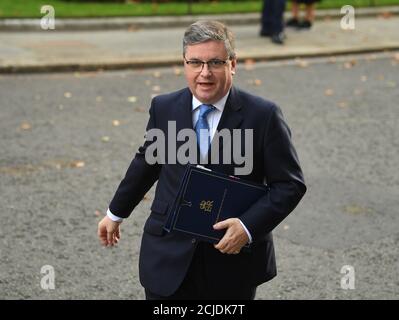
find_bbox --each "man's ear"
[231,58,237,75]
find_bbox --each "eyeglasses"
[184,58,229,72]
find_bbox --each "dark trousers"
[261,0,286,35]
[145,242,256,300]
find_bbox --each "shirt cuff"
[238,219,253,244]
[107,208,124,222]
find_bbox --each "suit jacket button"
[191,238,196,244]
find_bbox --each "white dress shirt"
[107,90,253,243]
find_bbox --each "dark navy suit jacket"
[109,86,306,296]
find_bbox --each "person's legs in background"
[260,0,273,37]
[287,0,318,29]
[260,0,287,45]
[286,0,300,27]
[297,3,315,28]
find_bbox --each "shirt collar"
[192,90,230,113]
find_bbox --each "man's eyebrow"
[186,57,224,61]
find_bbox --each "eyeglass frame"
[183,56,232,72]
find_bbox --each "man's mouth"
[198,82,214,88]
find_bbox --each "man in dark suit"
[98,20,306,300]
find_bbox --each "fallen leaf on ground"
[72,161,85,168]
[344,205,372,215]
[378,11,392,19]
[102,136,110,142]
[299,60,309,68]
[128,25,140,32]
[127,96,137,103]
[344,60,356,69]
[244,59,255,70]
[64,92,72,98]
[134,106,146,113]
[295,58,309,68]
[20,122,31,130]
[112,120,120,126]
[328,56,337,63]
[325,89,334,96]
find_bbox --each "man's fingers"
[107,231,114,246]
[214,240,225,251]
[114,232,120,244]
[97,216,122,247]
[214,228,242,254]
[99,233,108,246]
[214,233,228,249]
[99,237,108,246]
[214,218,249,254]
[98,223,108,246]
[215,236,231,253]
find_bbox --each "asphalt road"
[0,52,398,299]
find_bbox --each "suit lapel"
[175,88,194,132]
[213,86,244,152]
[173,88,200,163]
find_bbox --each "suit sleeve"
[108,100,162,218]
[240,104,307,241]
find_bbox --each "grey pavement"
[1,53,398,299]
[0,7,399,73]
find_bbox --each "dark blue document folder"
[164,165,269,244]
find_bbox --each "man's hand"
[213,218,249,254]
[98,216,122,247]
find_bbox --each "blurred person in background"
[260,0,287,44]
[286,0,321,29]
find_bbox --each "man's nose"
[200,63,212,76]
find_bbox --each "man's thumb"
[213,220,229,230]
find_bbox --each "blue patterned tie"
[195,104,215,158]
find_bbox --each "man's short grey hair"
[183,20,236,60]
